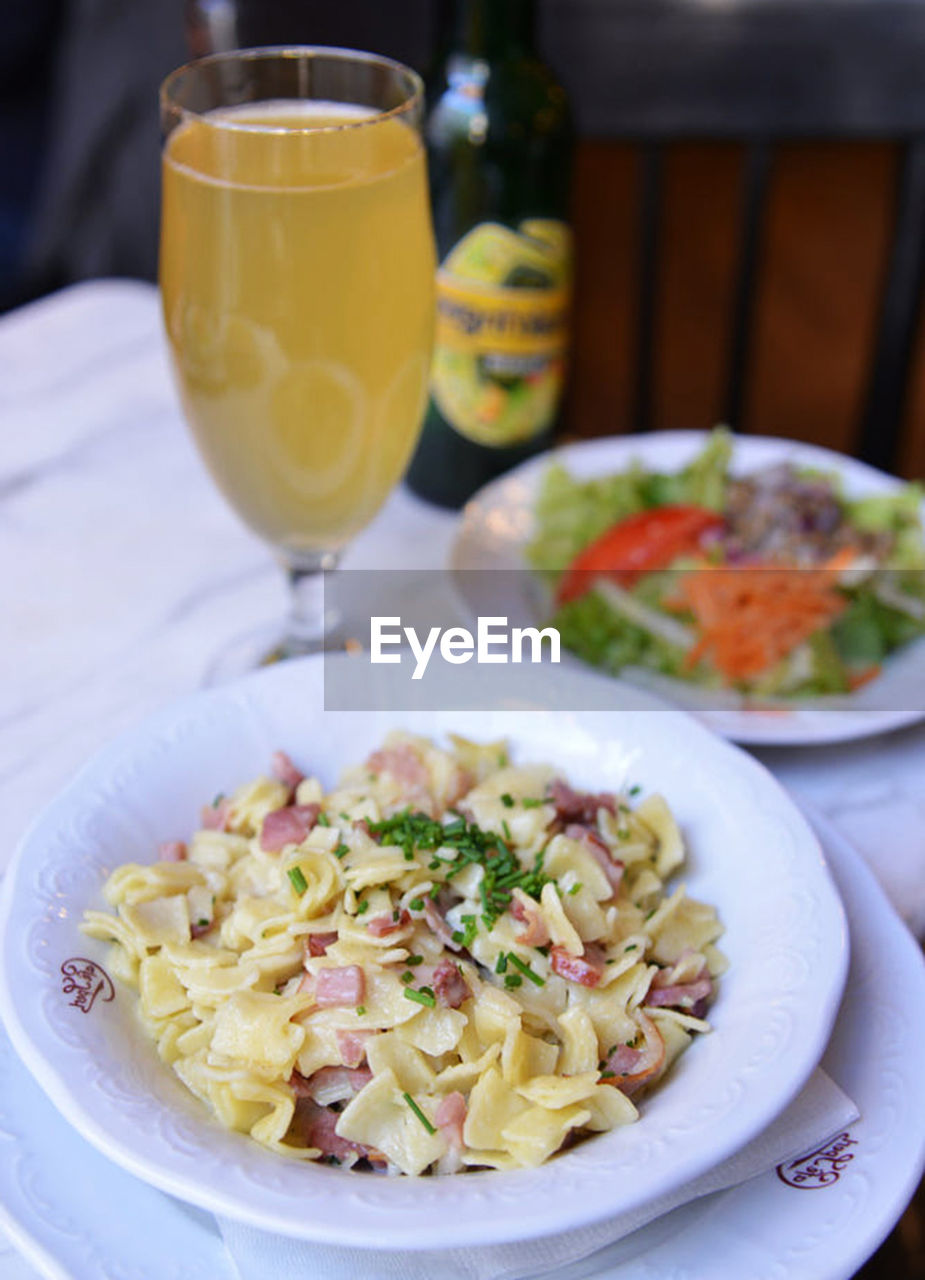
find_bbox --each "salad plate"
[0,655,847,1248]
[0,808,920,1280]
[450,431,925,745]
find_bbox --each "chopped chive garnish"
[404,850,415,862]
[211,792,225,808]
[287,866,308,895]
[601,1070,616,1079]
[568,882,582,896]
[451,930,464,945]
[356,1006,366,1016]
[392,908,401,922]
[196,918,209,927]
[407,955,423,966]
[522,798,542,809]
[500,793,515,808]
[409,897,424,911]
[625,943,638,951]
[506,952,545,987]
[334,842,349,859]
[402,1092,436,1134]
[316,813,331,827]
[504,973,523,989]
[644,908,656,921]
[629,784,642,797]
[495,952,508,974]
[401,971,414,984]
[339,811,350,821]
[618,828,630,840]
[403,986,436,1009]
[356,899,369,915]
[365,808,549,938]
[429,885,441,900]
[501,819,512,841]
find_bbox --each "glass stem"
[277,551,341,659]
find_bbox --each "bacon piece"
[565,823,625,894]
[424,898,462,952]
[291,1099,371,1165]
[366,743,435,812]
[158,840,187,862]
[604,1013,666,1096]
[548,779,617,826]
[201,798,231,831]
[432,958,471,1009]
[645,977,713,1016]
[435,1091,467,1148]
[366,909,411,938]
[336,1029,373,1069]
[271,749,304,793]
[550,942,607,988]
[292,1064,372,1106]
[305,932,338,958]
[259,803,320,852]
[510,889,550,947]
[314,965,365,1008]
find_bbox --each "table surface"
[2,278,924,1280]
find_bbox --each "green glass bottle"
[405,0,574,508]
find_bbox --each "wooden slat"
[633,145,663,433]
[724,141,773,430]
[746,143,897,453]
[653,143,744,432]
[857,138,925,472]
[564,141,638,439]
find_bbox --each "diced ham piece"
[335,1029,373,1070]
[158,840,187,862]
[548,779,617,825]
[550,942,607,988]
[314,965,365,1008]
[292,1099,372,1165]
[201,797,231,831]
[271,750,304,793]
[292,1065,372,1106]
[305,932,338,959]
[366,909,411,938]
[432,958,471,1009]
[435,1091,467,1148]
[424,898,462,952]
[566,823,625,894]
[646,962,714,1018]
[510,889,550,947]
[604,1013,666,1096]
[366,743,436,813]
[260,803,320,852]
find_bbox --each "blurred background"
[3,0,925,478]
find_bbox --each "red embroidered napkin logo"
[776,1130,857,1188]
[60,958,114,1013]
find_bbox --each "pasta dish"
[82,733,724,1175]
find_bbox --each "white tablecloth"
[1,279,923,1279]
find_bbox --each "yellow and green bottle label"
[432,219,572,446]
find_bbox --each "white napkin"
[218,1068,858,1280]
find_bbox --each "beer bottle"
[405,0,574,508]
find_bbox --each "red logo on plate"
[776,1130,857,1189]
[60,958,115,1014]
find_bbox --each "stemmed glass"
[159,47,435,670]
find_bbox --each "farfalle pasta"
[82,733,725,1175]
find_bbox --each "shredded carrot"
[680,565,847,681]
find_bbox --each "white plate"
[1,809,920,1280]
[450,430,925,745]
[0,655,847,1249]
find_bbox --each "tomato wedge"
[556,505,724,605]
